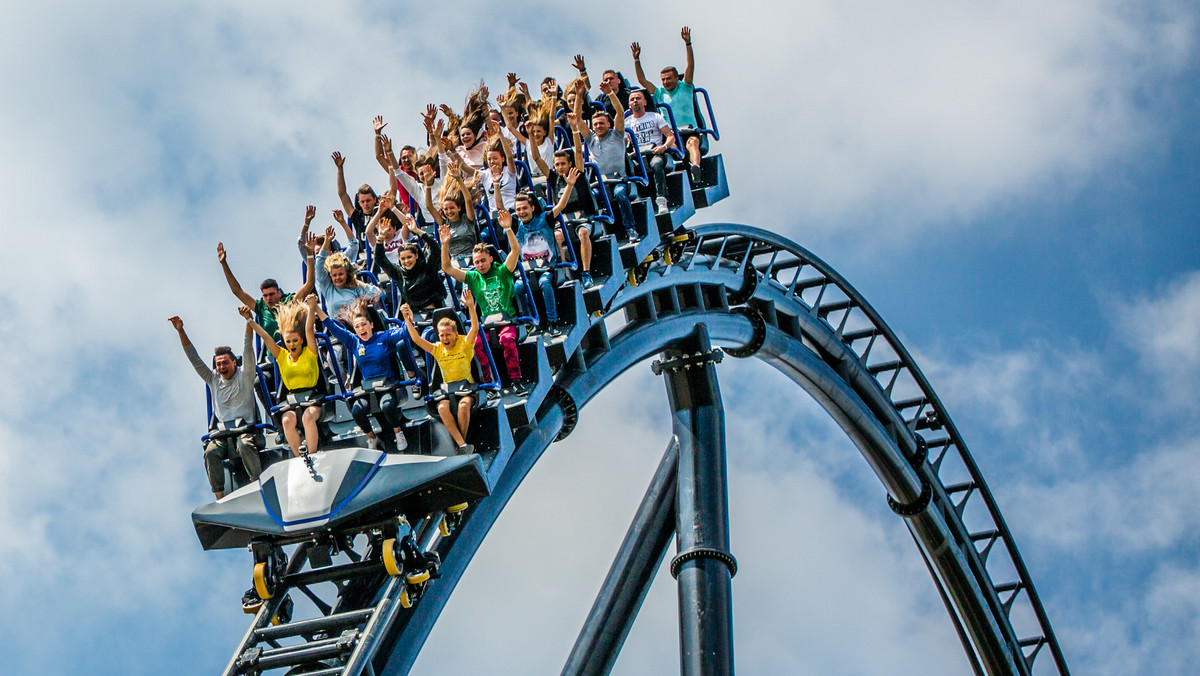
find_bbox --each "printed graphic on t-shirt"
[628,113,666,147]
[521,230,552,262]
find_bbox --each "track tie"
[867,359,904,375]
[794,276,827,292]
[944,481,974,495]
[842,327,877,342]
[893,396,927,411]
[254,607,374,642]
[815,299,854,318]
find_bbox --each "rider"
[168,315,262,499]
[401,289,481,454]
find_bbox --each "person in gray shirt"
[169,313,262,499]
[577,79,639,242]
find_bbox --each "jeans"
[596,183,636,234]
[515,271,558,324]
[351,391,403,448]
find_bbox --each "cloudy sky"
[0,0,1197,674]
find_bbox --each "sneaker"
[626,228,641,243]
[545,324,561,338]
[690,164,703,185]
[242,588,263,614]
[485,389,501,403]
[366,436,381,450]
[457,443,475,455]
[580,271,593,288]
[656,197,669,215]
[395,432,409,452]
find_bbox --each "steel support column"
[661,324,735,676]
[562,437,680,676]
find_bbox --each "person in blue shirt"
[313,297,416,453]
[632,26,704,184]
[511,169,579,335]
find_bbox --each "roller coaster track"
[219,157,1069,675]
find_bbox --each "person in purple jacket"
[312,297,416,453]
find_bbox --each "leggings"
[488,325,521,382]
[351,391,404,443]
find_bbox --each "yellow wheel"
[438,519,451,537]
[253,562,273,600]
[627,269,639,287]
[447,502,469,514]
[405,569,431,585]
[399,587,412,609]
[382,538,402,577]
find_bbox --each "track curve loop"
[376,223,1067,676]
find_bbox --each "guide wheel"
[382,537,403,577]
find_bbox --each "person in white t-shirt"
[626,89,676,215]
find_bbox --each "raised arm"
[333,207,354,244]
[550,167,580,219]
[498,209,521,272]
[461,288,479,345]
[217,242,256,307]
[456,164,476,221]
[605,81,625,134]
[681,26,694,84]
[332,151,355,215]
[296,238,318,301]
[400,304,437,354]
[439,223,467,283]
[304,295,319,353]
[244,312,282,358]
[373,116,389,170]
[298,205,317,258]
[571,127,585,172]
[572,55,592,94]
[631,42,656,94]
[424,185,444,227]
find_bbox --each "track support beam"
[661,324,736,676]
[562,437,680,676]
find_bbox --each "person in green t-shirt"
[441,208,525,385]
[217,221,315,343]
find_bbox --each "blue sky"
[0,0,1198,674]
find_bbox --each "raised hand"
[378,194,395,212]
[332,209,346,226]
[438,223,452,246]
[325,225,336,242]
[506,72,518,88]
[565,166,580,185]
[331,151,345,168]
[631,42,641,60]
[496,208,513,230]
[304,233,322,255]
[599,79,611,95]
[400,303,414,322]
[519,80,532,100]
[373,115,387,135]
[461,286,474,306]
[572,54,586,72]
[304,205,316,225]
[380,134,393,155]
[168,316,184,331]
[681,26,691,43]
[305,294,319,310]
[216,242,227,264]
[439,104,455,119]
[238,305,253,321]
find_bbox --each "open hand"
[216,242,227,264]
[331,151,345,168]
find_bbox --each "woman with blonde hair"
[314,224,382,319]
[243,296,324,458]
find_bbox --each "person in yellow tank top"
[402,288,480,454]
[245,295,324,458]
